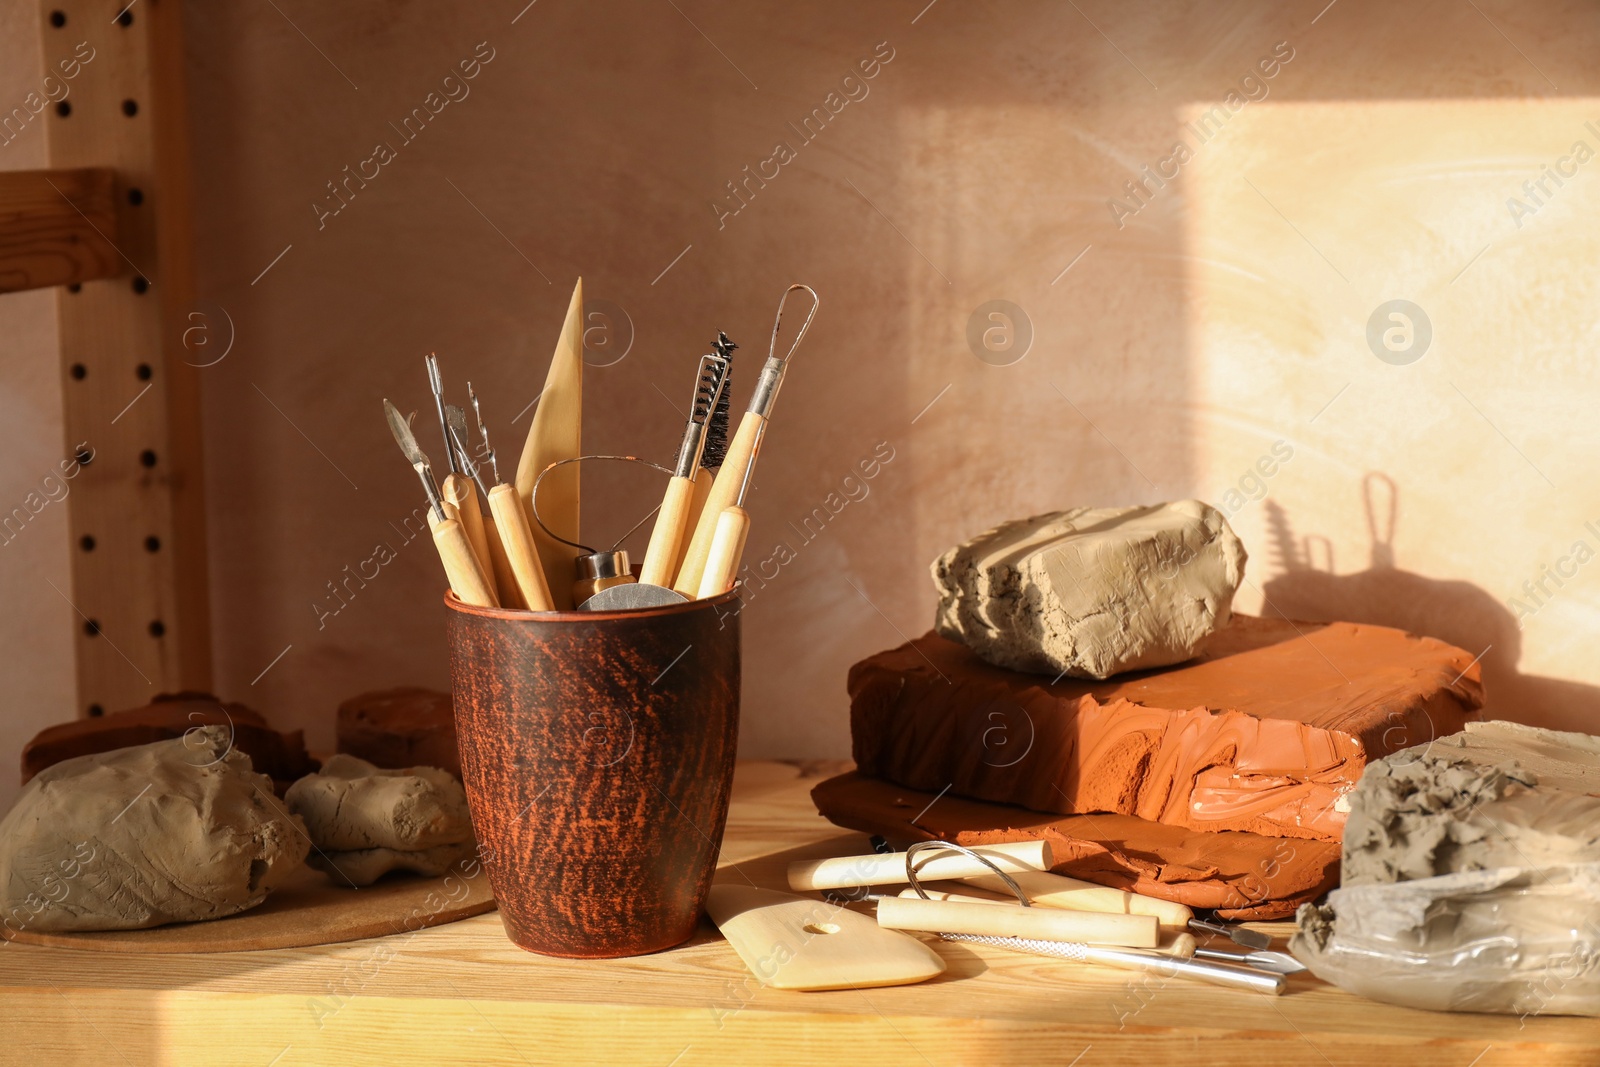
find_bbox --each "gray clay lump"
[931,500,1247,679]
[285,753,475,886]
[0,726,309,933]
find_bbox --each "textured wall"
[3,1,1599,808]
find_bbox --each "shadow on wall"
[1259,473,1600,734]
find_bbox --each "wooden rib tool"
[514,278,584,609]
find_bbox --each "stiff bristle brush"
[638,350,734,587]
[666,332,736,583]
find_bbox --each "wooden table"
[1,761,1595,1065]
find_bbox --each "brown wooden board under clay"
[1,862,494,953]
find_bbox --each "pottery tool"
[672,331,737,580]
[1189,917,1272,951]
[424,353,458,475]
[787,839,1051,892]
[891,887,1198,957]
[638,352,732,588]
[1193,946,1307,975]
[696,421,762,600]
[383,400,497,608]
[707,885,945,991]
[960,870,1194,929]
[939,934,1286,995]
[443,404,493,579]
[459,401,553,612]
[674,285,818,597]
[877,894,1160,948]
[515,278,585,609]
[463,384,526,608]
[528,455,698,609]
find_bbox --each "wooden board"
[0,167,121,292]
[0,761,1594,1066]
[3,862,496,953]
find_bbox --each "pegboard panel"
[39,0,210,715]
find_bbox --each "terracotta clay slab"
[1,860,494,953]
[812,771,1337,920]
[849,615,1482,841]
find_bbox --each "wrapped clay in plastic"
[1294,864,1600,1017]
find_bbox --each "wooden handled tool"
[479,511,524,609]
[442,404,493,581]
[674,285,817,597]
[892,886,1198,957]
[640,477,697,587]
[877,895,1160,948]
[961,870,1194,929]
[426,502,498,608]
[669,332,736,582]
[674,414,762,596]
[672,467,715,579]
[384,399,498,609]
[487,482,554,611]
[708,885,945,991]
[696,419,762,599]
[459,384,526,608]
[787,839,1052,892]
[639,353,732,587]
[515,278,584,609]
[697,505,750,599]
[442,473,491,579]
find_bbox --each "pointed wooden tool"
[515,278,584,609]
[707,885,945,992]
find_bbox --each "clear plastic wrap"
[1292,864,1600,1016]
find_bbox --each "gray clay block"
[931,500,1247,679]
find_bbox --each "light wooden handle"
[479,512,525,610]
[892,887,1196,956]
[488,483,555,611]
[962,870,1194,929]
[427,510,498,608]
[673,412,764,596]
[672,467,714,580]
[443,474,493,581]
[639,476,696,587]
[787,840,1052,892]
[696,506,749,599]
[876,896,1160,948]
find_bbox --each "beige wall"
[4,0,1600,807]
[0,5,76,813]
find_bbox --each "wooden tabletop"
[2,761,1594,1066]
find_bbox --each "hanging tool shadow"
[1258,473,1600,731]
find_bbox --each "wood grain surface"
[0,167,120,292]
[2,861,495,954]
[0,761,1592,1066]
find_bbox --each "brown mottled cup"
[444,589,740,958]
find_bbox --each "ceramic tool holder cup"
[444,590,740,958]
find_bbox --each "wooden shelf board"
[0,166,121,293]
[0,761,1591,1066]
